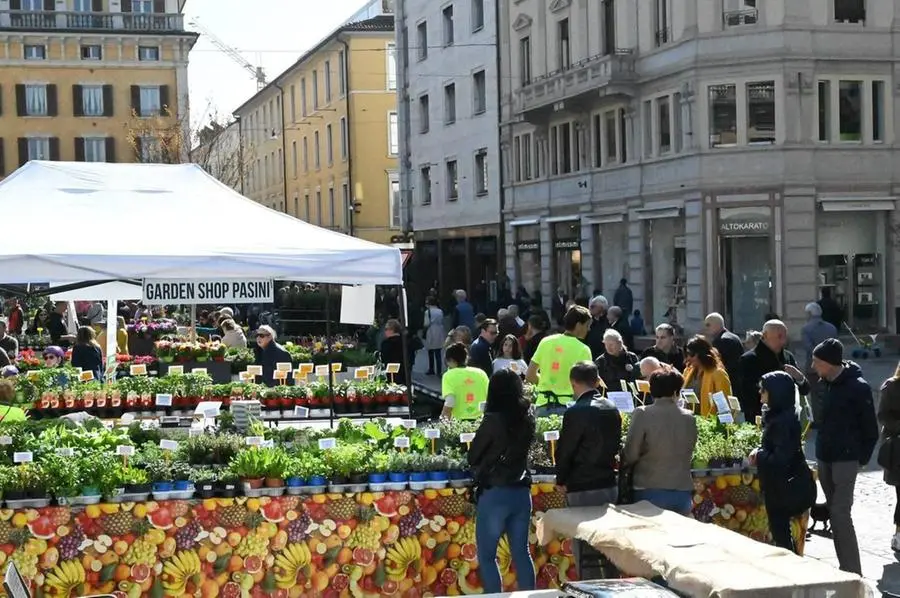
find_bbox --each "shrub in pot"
[423,454,451,482]
[386,452,418,483]
[263,448,289,488]
[145,459,175,492]
[228,448,268,489]
[324,443,367,485]
[118,466,150,495]
[367,453,390,485]
[190,467,218,498]
[217,470,239,497]
[42,454,81,502]
[170,462,193,491]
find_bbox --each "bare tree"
[124,107,188,165]
[190,114,250,191]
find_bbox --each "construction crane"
[189,18,267,90]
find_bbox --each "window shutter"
[43,0,53,10]
[130,85,141,115]
[121,0,132,12]
[17,138,28,166]
[72,85,83,117]
[0,85,3,116]
[102,85,113,116]
[49,137,60,161]
[105,137,116,162]
[92,0,102,11]
[153,0,165,12]
[135,137,143,161]
[46,84,57,117]
[0,139,5,176]
[159,85,170,116]
[74,137,85,162]
[15,85,25,117]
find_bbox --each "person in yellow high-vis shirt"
[526,305,592,416]
[441,342,490,420]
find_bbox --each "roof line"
[231,15,394,115]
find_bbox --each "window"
[872,80,885,142]
[132,0,153,13]
[746,80,775,144]
[278,148,283,180]
[24,85,48,116]
[639,101,651,159]
[513,136,521,181]
[24,45,45,60]
[293,196,299,217]
[519,37,532,85]
[263,156,269,186]
[723,0,758,26]
[329,187,336,227]
[419,94,430,133]
[81,45,101,60]
[316,190,322,225]
[708,84,737,147]
[655,0,670,45]
[314,131,320,168]
[387,43,397,90]
[81,85,104,117]
[472,0,485,31]
[603,0,616,55]
[834,0,865,23]
[27,137,50,161]
[673,92,683,152]
[474,149,488,195]
[620,108,628,161]
[312,70,319,109]
[341,183,350,220]
[289,85,296,121]
[442,5,454,46]
[472,70,486,114]
[817,81,831,141]
[326,123,333,164]
[138,46,159,61]
[604,113,617,162]
[338,50,347,96]
[444,83,456,124]
[138,86,161,117]
[83,137,106,162]
[302,137,309,171]
[388,112,399,155]
[657,97,671,153]
[550,126,559,175]
[522,133,533,180]
[304,193,311,221]
[550,122,572,174]
[301,78,308,116]
[389,178,402,229]
[324,60,332,103]
[446,159,459,200]
[417,21,428,60]
[557,19,570,70]
[838,80,862,141]
[340,117,348,159]
[291,141,298,177]
[420,166,432,205]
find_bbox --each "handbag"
[766,450,816,516]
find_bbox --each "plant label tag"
[189,426,203,437]
[120,413,135,425]
[247,365,263,376]
[299,363,314,375]
[167,365,185,376]
[56,447,75,457]
[619,380,628,392]
[192,368,208,376]
[717,411,735,424]
[159,439,179,451]
[424,429,441,439]
[401,419,416,429]
[13,452,32,464]
[459,433,476,444]
[331,363,342,373]
[294,406,309,418]
[314,365,329,377]
[385,363,401,374]
[239,371,254,382]
[276,362,292,372]
[608,391,635,413]
[245,436,264,446]
[711,392,730,415]
[354,367,370,380]
[543,430,560,442]
[79,370,94,382]
[636,380,651,393]
[394,436,410,448]
[318,438,336,450]
[196,402,222,418]
[273,370,288,381]
[26,370,40,381]
[155,394,173,407]
[261,439,275,448]
[292,370,307,381]
[680,390,699,405]
[0,436,12,445]
[727,396,741,411]
[130,364,148,376]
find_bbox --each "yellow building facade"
[0,0,196,178]
[234,15,399,245]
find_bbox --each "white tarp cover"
[0,162,403,285]
[50,281,141,302]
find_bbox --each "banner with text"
[142,279,274,305]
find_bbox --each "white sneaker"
[891,532,900,552]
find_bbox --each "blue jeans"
[475,486,536,593]
[635,489,693,515]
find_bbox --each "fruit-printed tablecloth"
[0,484,575,598]
[691,469,810,554]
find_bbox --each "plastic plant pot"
[349,473,368,485]
[427,471,450,482]
[409,472,428,483]
[81,486,101,496]
[368,473,388,484]
[448,470,469,481]
[173,480,191,491]
[388,472,409,483]
[285,477,305,488]
[152,482,174,493]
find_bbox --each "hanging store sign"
[516,241,539,252]
[142,279,274,305]
[554,239,580,250]
[718,219,770,236]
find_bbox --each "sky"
[184,0,372,129]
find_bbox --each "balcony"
[0,10,185,33]
[516,50,637,121]
[722,8,758,27]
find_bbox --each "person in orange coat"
[682,335,732,416]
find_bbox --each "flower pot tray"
[449,479,472,489]
[57,495,102,506]
[6,498,51,509]
[105,492,151,503]
[532,474,557,484]
[158,361,231,384]
[152,489,195,501]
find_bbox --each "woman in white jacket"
[220,318,247,349]
[423,297,445,376]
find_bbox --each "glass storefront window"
[644,218,686,328]
[718,206,772,333]
[553,221,581,299]
[515,225,541,298]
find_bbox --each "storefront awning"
[818,196,896,212]
[633,206,682,220]
[584,214,625,225]
[509,218,541,227]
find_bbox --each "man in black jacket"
[556,361,621,575]
[467,318,497,378]
[812,339,878,576]
[704,312,744,390]
[738,319,809,423]
[583,295,609,359]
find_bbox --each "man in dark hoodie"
[738,320,809,423]
[811,338,878,576]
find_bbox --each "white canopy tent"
[49,281,141,303]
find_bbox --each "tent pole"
[190,304,197,342]
[396,284,413,414]
[105,299,117,383]
[325,284,334,429]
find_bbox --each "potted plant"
[447,456,471,481]
[358,381,375,414]
[190,467,218,498]
[120,466,150,495]
[386,451,416,484]
[43,455,81,503]
[367,452,390,486]
[284,457,305,489]
[145,459,174,493]
[303,453,329,488]
[333,385,347,414]
[228,449,267,490]
[170,462,193,491]
[324,443,366,486]
[407,453,429,489]
[217,469,239,498]
[264,448,289,488]
[6,463,48,500]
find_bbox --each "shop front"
[513,222,542,300]
[636,205,686,330]
[551,219,583,300]
[717,206,773,333]
[590,214,628,298]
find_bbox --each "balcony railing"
[0,10,185,32]
[723,8,758,27]
[516,50,637,115]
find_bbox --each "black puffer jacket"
[556,390,621,492]
[756,374,802,497]
[595,350,639,391]
[815,361,879,465]
[468,411,534,489]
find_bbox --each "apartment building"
[190,119,243,191]
[234,8,398,245]
[395,0,502,298]
[0,0,196,176]
[500,0,900,335]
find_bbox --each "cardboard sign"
[245,436,264,446]
[159,439,179,451]
[247,365,263,376]
[681,389,699,405]
[718,411,735,424]
[385,363,401,374]
[192,368,208,376]
[459,433,476,444]
[25,370,40,381]
[543,430,560,442]
[79,371,94,382]
[636,379,651,393]
[0,436,13,446]
[276,362,293,372]
[294,406,309,418]
[239,371,254,382]
[424,429,441,439]
[727,396,742,411]
[142,278,274,305]
[130,364,148,376]
[273,370,288,381]
[13,452,33,464]
[168,365,185,376]
[314,365,329,377]
[299,363,314,375]
[608,391,635,413]
[293,370,308,382]
[331,363,342,373]
[401,419,416,429]
[354,367,370,380]
[393,436,410,449]
[318,438,336,450]
[711,392,731,415]
[155,394,173,407]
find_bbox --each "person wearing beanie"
[811,338,878,576]
[737,320,809,423]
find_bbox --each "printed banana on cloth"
[535,502,871,598]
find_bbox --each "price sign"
[727,396,742,411]
[293,370,308,381]
[354,367,370,380]
[293,406,309,418]
[130,364,148,376]
[189,426,203,437]
[330,362,342,373]
[424,429,441,439]
[385,363,401,374]
[314,365,329,377]
[273,370,288,381]
[299,363,314,375]
[79,371,94,382]
[192,368,208,376]
[543,430,560,442]
[717,411,735,424]
[261,439,275,448]
[459,433,476,444]
[167,365,185,376]
[318,438,337,450]
[608,391,635,414]
[120,413,135,425]
[636,380,651,393]
[400,419,416,429]
[239,371,254,382]
[681,390,699,405]
[13,452,33,464]
[159,439,179,451]
[247,365,263,376]
[0,436,13,446]
[711,392,731,415]
[244,436,264,446]
[393,436,410,449]
[56,447,75,457]
[155,394,173,407]
[276,362,293,372]
[26,370,40,381]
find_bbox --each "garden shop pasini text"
[142,280,274,304]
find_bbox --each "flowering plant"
[128,319,177,339]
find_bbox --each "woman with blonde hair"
[682,335,732,416]
[444,325,472,349]
[220,318,248,349]
[72,326,103,381]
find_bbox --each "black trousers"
[894,485,900,526]
[426,349,442,374]
[768,507,797,554]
